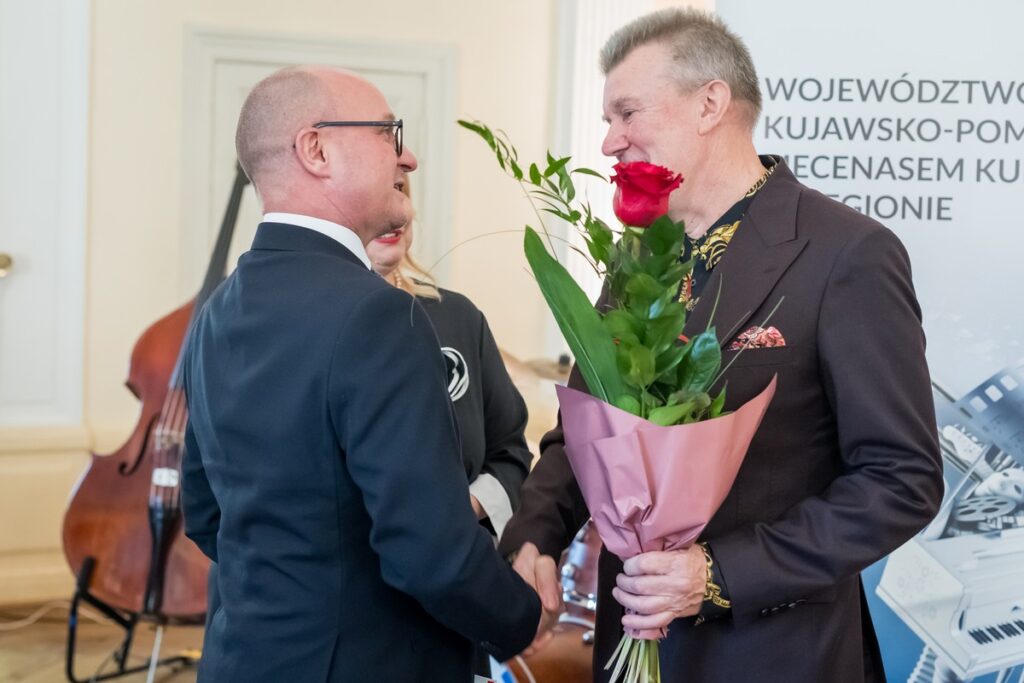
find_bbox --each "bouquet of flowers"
[459,120,776,683]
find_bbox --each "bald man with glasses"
[181,66,547,682]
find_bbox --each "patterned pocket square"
[727,325,786,350]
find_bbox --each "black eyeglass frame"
[312,119,403,156]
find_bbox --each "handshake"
[510,542,565,656]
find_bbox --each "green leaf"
[644,309,686,355]
[654,343,687,379]
[585,236,609,265]
[613,394,641,415]
[626,345,656,388]
[523,227,625,403]
[586,217,614,239]
[509,158,523,180]
[666,387,695,406]
[677,329,721,394]
[682,394,712,423]
[603,309,643,341]
[640,215,686,256]
[615,343,634,378]
[709,382,728,418]
[543,156,571,178]
[480,127,497,151]
[647,290,676,320]
[625,272,664,308]
[652,393,712,425]
[529,163,542,185]
[640,253,679,278]
[456,119,486,136]
[557,166,576,202]
[572,167,608,181]
[592,216,614,233]
[640,389,661,413]
[540,207,576,223]
[584,218,614,262]
[659,262,688,288]
[648,401,694,427]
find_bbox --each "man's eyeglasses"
[313,119,403,157]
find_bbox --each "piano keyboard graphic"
[968,620,1024,646]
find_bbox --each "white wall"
[0,0,711,604]
[87,0,560,449]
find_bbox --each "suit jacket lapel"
[682,162,808,347]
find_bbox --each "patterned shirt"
[678,157,777,311]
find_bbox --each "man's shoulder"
[777,181,913,287]
[240,246,385,297]
[777,179,904,262]
[201,250,392,340]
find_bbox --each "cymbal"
[524,357,572,382]
[501,350,571,383]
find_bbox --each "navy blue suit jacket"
[182,222,540,682]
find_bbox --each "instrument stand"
[65,557,198,683]
[146,625,165,683]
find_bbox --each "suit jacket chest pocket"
[719,346,796,414]
[722,346,795,369]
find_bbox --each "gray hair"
[600,8,762,126]
[235,66,332,187]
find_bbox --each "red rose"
[610,161,683,227]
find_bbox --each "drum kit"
[504,521,601,683]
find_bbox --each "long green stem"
[606,635,660,683]
[424,228,600,278]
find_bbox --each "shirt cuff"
[696,542,732,624]
[469,473,514,539]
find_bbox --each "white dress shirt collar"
[263,212,371,270]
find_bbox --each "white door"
[0,0,91,603]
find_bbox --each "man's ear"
[293,127,332,178]
[697,80,733,135]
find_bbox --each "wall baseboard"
[0,433,90,606]
[0,550,76,606]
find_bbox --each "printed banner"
[716,2,1024,680]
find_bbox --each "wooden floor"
[0,603,203,682]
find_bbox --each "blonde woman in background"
[367,181,534,678]
[366,181,532,540]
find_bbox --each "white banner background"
[717,0,1022,397]
[715,3,1023,681]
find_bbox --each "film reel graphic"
[953,495,1017,523]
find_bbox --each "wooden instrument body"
[62,302,209,619]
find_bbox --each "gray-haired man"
[500,9,942,682]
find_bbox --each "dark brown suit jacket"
[499,160,943,682]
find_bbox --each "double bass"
[61,167,249,681]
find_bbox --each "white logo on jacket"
[441,347,469,401]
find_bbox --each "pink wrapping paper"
[556,376,777,561]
